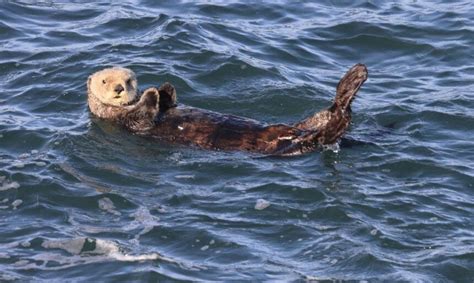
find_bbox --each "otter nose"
[114,84,125,94]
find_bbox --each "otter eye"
[102,79,106,84]
[126,79,131,85]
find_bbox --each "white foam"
[175,174,195,179]
[98,197,121,216]
[0,181,20,191]
[0,253,10,259]
[156,205,167,213]
[322,143,340,153]
[302,275,325,281]
[13,260,29,267]
[132,206,160,225]
[41,237,122,256]
[42,238,86,255]
[12,199,23,209]
[12,162,25,168]
[40,237,173,264]
[255,199,270,210]
[110,252,162,262]
[18,153,30,159]
[131,206,159,232]
[89,238,120,255]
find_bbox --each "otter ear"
[158,82,177,111]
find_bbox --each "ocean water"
[0,0,473,281]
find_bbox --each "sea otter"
[87,64,368,155]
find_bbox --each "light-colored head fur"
[87,67,138,107]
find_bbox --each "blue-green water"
[1,1,473,281]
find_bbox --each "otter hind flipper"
[270,129,321,156]
[121,87,160,132]
[158,82,177,111]
[294,64,368,144]
[334,63,368,112]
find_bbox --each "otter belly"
[146,106,309,154]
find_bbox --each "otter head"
[87,67,138,107]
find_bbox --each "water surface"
[0,1,473,281]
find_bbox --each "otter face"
[88,67,138,107]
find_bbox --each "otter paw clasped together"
[87,64,368,155]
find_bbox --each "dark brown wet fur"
[88,64,368,155]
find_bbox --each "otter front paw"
[121,87,160,132]
[141,87,160,111]
[158,82,177,111]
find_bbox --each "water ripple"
[0,0,473,281]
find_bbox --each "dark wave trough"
[0,1,473,281]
